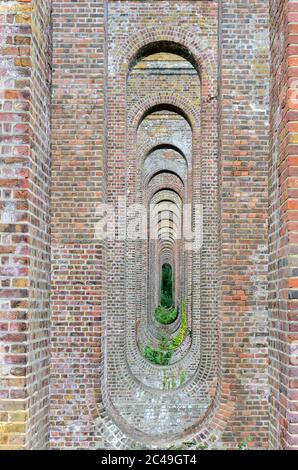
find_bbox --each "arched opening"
[129,41,201,76]
[104,25,218,443]
[130,51,197,374]
[160,263,174,308]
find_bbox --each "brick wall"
[269,0,298,449]
[50,0,106,449]
[50,0,271,450]
[0,0,51,450]
[1,0,298,451]
[101,0,219,449]
[218,0,270,448]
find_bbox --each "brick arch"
[124,63,209,389]
[102,5,220,447]
[147,176,184,204]
[114,25,216,95]
[128,93,201,131]
[139,138,191,165]
[145,143,187,162]
[143,148,187,182]
[150,189,182,211]
[137,116,192,169]
[147,168,185,186]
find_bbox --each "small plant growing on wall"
[162,369,188,390]
[143,302,190,366]
[143,346,172,366]
[167,435,254,451]
[155,305,178,325]
[159,301,189,352]
[168,301,188,350]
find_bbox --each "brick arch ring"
[124,92,218,389]
[141,142,189,165]
[127,93,199,209]
[95,38,223,447]
[114,25,217,96]
[127,92,201,133]
[147,175,185,203]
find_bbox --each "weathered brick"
[0,0,51,450]
[1,0,297,452]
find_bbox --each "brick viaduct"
[0,0,298,450]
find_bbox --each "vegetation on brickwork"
[237,435,253,450]
[143,346,172,366]
[168,435,253,451]
[160,292,173,309]
[143,302,188,366]
[168,301,188,350]
[160,263,173,308]
[162,369,188,390]
[160,301,189,351]
[155,305,178,325]
[179,369,187,385]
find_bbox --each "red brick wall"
[218,0,270,449]
[0,0,51,449]
[1,0,298,451]
[50,0,106,449]
[269,0,298,450]
[50,0,270,450]
[102,0,220,449]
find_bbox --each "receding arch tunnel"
[103,33,219,445]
